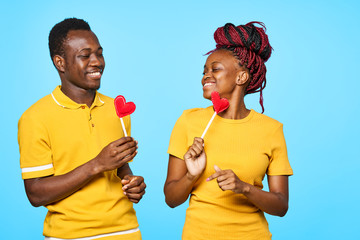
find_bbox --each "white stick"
[120,118,128,137]
[201,112,217,139]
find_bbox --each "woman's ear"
[53,55,65,73]
[236,70,250,86]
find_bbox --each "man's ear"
[236,70,250,86]
[53,55,65,73]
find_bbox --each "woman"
[164,22,293,239]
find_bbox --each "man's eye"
[212,68,220,72]
[79,55,89,58]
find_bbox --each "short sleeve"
[18,113,54,179]
[267,124,293,176]
[167,112,190,160]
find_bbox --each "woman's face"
[202,49,243,100]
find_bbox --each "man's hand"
[93,137,138,173]
[121,175,146,203]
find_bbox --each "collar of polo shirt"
[51,85,105,109]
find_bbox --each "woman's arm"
[164,155,198,208]
[247,175,289,217]
[208,166,289,217]
[164,137,206,208]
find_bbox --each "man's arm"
[117,163,133,179]
[24,137,137,207]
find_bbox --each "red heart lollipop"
[211,91,229,113]
[114,95,136,118]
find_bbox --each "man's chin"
[89,82,101,91]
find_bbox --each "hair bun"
[213,22,272,62]
[210,22,273,113]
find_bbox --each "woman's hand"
[184,137,206,179]
[164,138,206,208]
[207,165,251,194]
[207,165,289,216]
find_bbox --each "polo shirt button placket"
[81,105,93,132]
[87,108,95,131]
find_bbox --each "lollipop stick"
[201,112,217,139]
[120,118,128,137]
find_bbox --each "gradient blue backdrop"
[2,0,359,239]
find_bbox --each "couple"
[18,18,292,240]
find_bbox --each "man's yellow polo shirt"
[18,86,139,239]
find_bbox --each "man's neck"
[60,85,96,108]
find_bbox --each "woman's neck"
[218,92,250,119]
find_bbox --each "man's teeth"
[204,83,215,87]
[88,72,101,76]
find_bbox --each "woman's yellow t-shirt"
[168,107,293,240]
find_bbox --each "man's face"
[62,30,105,91]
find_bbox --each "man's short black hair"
[48,18,91,60]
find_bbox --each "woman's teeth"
[204,83,215,87]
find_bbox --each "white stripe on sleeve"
[22,163,54,173]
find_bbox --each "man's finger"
[122,177,144,190]
[121,179,130,186]
[112,137,134,147]
[125,191,145,201]
[124,184,145,193]
[116,141,137,154]
[118,150,137,164]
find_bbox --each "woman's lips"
[203,82,215,88]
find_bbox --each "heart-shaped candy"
[211,91,229,113]
[114,95,136,118]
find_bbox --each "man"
[18,18,146,240]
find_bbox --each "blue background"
[1,0,359,239]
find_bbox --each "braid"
[209,22,273,113]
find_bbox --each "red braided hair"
[208,22,273,113]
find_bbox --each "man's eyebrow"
[79,47,103,52]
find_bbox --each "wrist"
[242,183,252,195]
[89,157,103,176]
[186,171,199,182]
